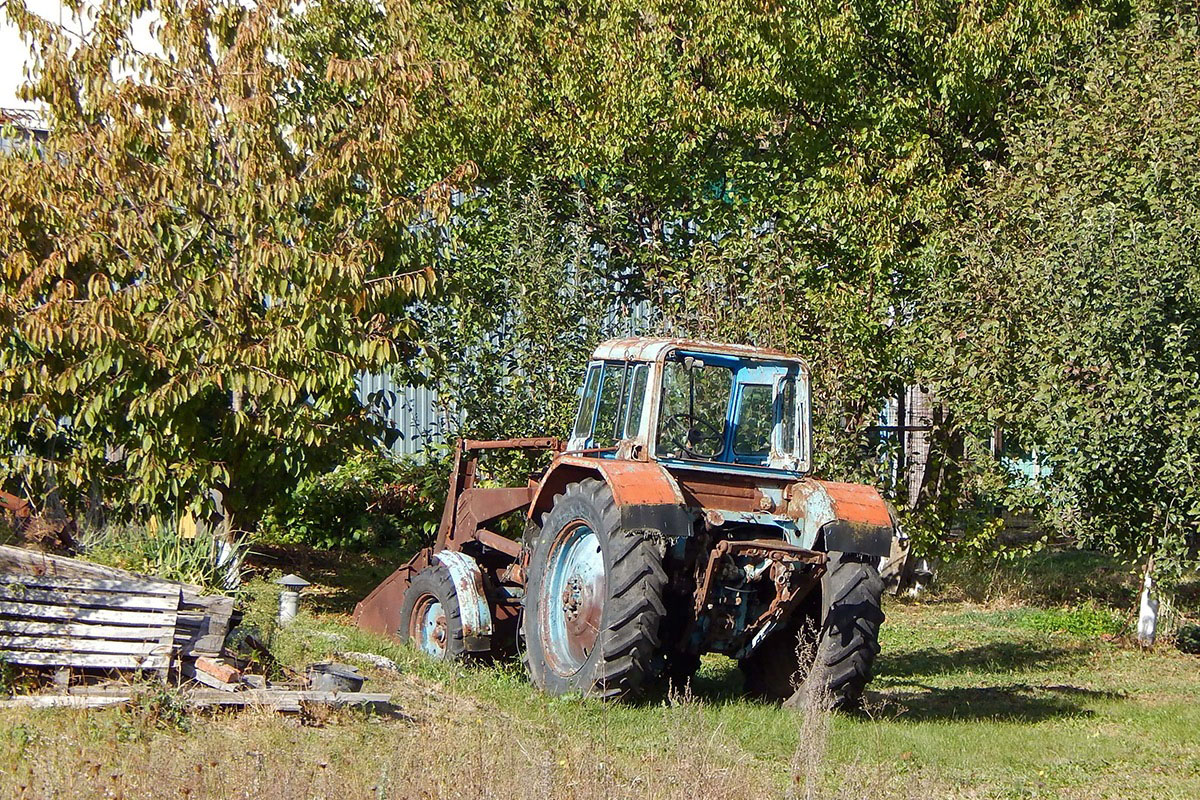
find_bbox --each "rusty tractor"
[355,338,903,709]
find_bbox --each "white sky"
[1,1,69,111]
[1,1,156,112]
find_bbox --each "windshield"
[658,359,733,459]
[656,355,803,467]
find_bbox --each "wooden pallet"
[0,574,179,671]
[2,690,395,713]
[0,545,241,667]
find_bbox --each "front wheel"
[522,479,667,699]
[398,564,467,662]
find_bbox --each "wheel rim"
[540,520,606,677]
[409,594,448,659]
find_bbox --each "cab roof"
[591,337,807,366]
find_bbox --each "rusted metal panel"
[692,539,825,616]
[352,549,430,637]
[817,480,893,527]
[475,529,522,557]
[462,437,562,452]
[675,472,774,513]
[0,491,31,519]
[456,487,534,531]
[787,480,893,557]
[358,436,561,642]
[534,455,685,509]
[437,438,561,550]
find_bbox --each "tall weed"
[79,521,247,591]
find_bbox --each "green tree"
[292,1,1124,495]
[0,0,468,524]
[919,10,1200,579]
[402,181,636,440]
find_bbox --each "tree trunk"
[1137,556,1158,648]
[913,403,964,525]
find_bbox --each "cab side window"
[623,364,648,438]
[594,363,629,446]
[575,362,647,446]
[573,365,602,440]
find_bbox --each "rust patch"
[353,548,431,638]
[531,455,685,513]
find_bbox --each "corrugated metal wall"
[355,372,447,457]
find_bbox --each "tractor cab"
[568,339,811,475]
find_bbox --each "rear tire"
[739,598,820,701]
[398,564,467,662]
[739,552,884,710]
[789,552,885,711]
[523,479,667,699]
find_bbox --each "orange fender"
[528,455,693,535]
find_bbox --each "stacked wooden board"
[0,574,179,671]
[0,545,240,675]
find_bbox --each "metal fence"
[355,372,448,457]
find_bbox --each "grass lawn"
[1,555,1197,799]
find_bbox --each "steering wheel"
[661,413,725,458]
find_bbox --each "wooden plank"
[0,650,169,669]
[0,695,131,709]
[0,574,182,596]
[68,685,145,697]
[178,595,237,657]
[185,689,392,711]
[0,586,180,611]
[0,600,175,626]
[0,635,167,655]
[16,689,394,713]
[0,545,205,599]
[0,619,168,640]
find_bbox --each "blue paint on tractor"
[414,598,447,658]
[432,550,494,641]
[541,522,605,677]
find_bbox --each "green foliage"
[1177,624,1200,655]
[0,0,1182,580]
[79,522,247,592]
[919,11,1200,576]
[119,687,192,739]
[937,547,1141,609]
[284,0,1128,506]
[0,0,465,524]
[401,180,637,440]
[234,575,283,638]
[259,450,445,550]
[1016,603,1128,639]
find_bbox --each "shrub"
[258,448,446,551]
[79,521,246,592]
[1177,624,1200,655]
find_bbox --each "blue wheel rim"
[540,521,606,677]
[411,595,447,659]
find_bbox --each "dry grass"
[0,672,778,800]
[2,583,1198,799]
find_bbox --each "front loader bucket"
[353,549,431,638]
